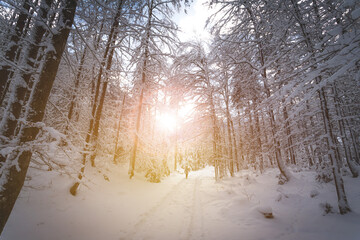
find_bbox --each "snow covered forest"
[0,0,360,239]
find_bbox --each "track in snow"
[121,176,204,240]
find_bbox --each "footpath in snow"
[2,165,360,240]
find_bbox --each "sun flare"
[157,113,177,132]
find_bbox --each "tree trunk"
[282,101,296,165]
[333,84,358,177]
[248,105,255,168]
[225,97,234,176]
[129,88,145,179]
[0,0,51,142]
[113,94,126,163]
[319,88,351,214]
[0,0,77,233]
[237,110,245,169]
[129,0,153,179]
[230,118,239,171]
[210,93,220,180]
[254,106,264,172]
[89,0,124,165]
[0,0,31,102]
[65,46,87,134]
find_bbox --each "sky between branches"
[173,0,219,42]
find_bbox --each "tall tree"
[128,0,182,178]
[0,0,77,233]
[0,0,31,102]
[0,0,52,142]
[70,0,125,195]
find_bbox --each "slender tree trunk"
[230,118,239,171]
[0,0,51,163]
[237,110,245,168]
[344,112,360,164]
[304,101,315,167]
[248,105,255,168]
[254,106,264,172]
[0,0,77,233]
[345,117,360,164]
[225,98,234,176]
[333,84,359,177]
[129,88,144,178]
[210,94,221,180]
[113,94,126,163]
[268,103,292,180]
[0,0,31,102]
[65,46,87,134]
[282,101,296,165]
[226,112,234,176]
[89,1,124,164]
[129,0,153,179]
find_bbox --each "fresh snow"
[2,164,360,240]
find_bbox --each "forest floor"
[2,162,360,240]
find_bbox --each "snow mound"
[256,205,274,219]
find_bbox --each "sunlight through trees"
[0,0,360,235]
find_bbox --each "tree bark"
[230,117,239,171]
[0,0,51,141]
[89,0,124,165]
[0,0,31,103]
[254,106,264,172]
[224,79,234,176]
[129,0,153,179]
[65,46,87,134]
[113,94,126,163]
[0,0,77,233]
[282,102,296,165]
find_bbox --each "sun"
[155,101,195,133]
[157,112,177,132]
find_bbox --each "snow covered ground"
[2,164,360,240]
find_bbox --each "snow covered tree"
[208,0,360,213]
[0,0,77,233]
[0,0,32,103]
[172,41,225,180]
[70,0,126,195]
[128,0,185,179]
[0,0,52,142]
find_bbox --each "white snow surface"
[2,164,360,240]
